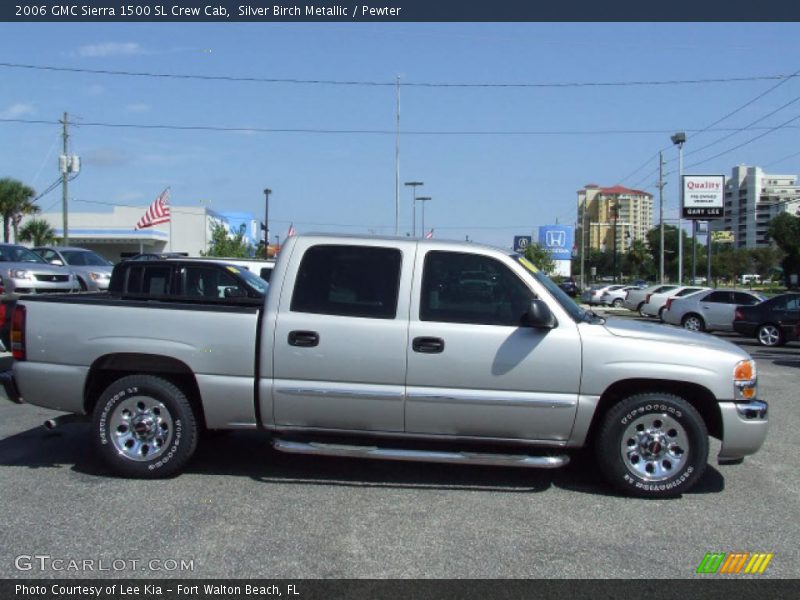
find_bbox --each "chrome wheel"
[683,315,703,332]
[612,298,623,308]
[620,413,689,482]
[109,396,174,462]
[757,324,782,347]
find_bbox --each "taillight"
[734,309,744,321]
[0,303,6,329]
[11,305,26,361]
[665,298,673,311]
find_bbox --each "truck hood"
[602,317,749,357]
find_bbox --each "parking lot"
[0,310,798,579]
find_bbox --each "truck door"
[405,249,581,442]
[271,241,414,432]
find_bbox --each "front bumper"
[718,400,769,462]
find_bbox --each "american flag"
[135,188,171,229]
[424,229,434,239]
[287,223,297,237]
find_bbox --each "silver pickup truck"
[10,234,768,498]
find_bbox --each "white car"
[640,286,709,320]
[623,284,679,314]
[598,285,639,308]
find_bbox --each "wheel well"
[585,379,722,444]
[84,353,206,428]
[682,312,703,324]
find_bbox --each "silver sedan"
[662,289,766,332]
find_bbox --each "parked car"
[110,258,268,302]
[127,254,276,283]
[580,284,627,306]
[7,234,768,498]
[640,286,709,320]
[733,293,800,346]
[598,285,638,308]
[0,244,78,294]
[33,246,114,291]
[623,284,679,314]
[557,278,579,297]
[662,289,766,332]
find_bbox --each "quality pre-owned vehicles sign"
[683,175,724,219]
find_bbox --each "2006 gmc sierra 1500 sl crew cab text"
[8,235,768,498]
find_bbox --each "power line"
[0,61,797,89]
[4,117,800,137]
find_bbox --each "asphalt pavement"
[0,316,798,579]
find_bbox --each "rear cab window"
[291,245,402,319]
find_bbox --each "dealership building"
[21,205,261,262]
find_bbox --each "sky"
[1,22,800,248]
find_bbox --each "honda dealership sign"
[538,225,574,261]
[682,175,724,219]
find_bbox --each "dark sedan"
[732,293,800,346]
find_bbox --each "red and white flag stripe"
[424,229,434,239]
[287,223,297,237]
[135,188,171,229]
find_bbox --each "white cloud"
[77,42,145,58]
[125,103,150,113]
[0,103,35,119]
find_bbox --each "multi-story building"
[577,184,653,253]
[713,165,800,249]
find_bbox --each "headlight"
[10,269,32,280]
[89,272,110,281]
[734,359,757,400]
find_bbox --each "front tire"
[92,375,198,478]
[612,298,623,308]
[596,393,708,498]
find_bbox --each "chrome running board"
[273,439,569,469]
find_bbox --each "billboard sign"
[711,230,735,244]
[513,235,532,253]
[538,225,574,261]
[683,175,724,219]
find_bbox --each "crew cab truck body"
[11,235,768,498]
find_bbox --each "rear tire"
[92,375,198,478]
[682,314,705,332]
[596,393,708,498]
[757,323,784,347]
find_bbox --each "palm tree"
[0,178,38,243]
[18,218,56,247]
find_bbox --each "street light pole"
[263,188,272,256]
[671,132,686,285]
[404,181,424,237]
[612,200,619,283]
[417,196,432,236]
[657,151,666,284]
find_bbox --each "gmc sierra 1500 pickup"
[9,235,768,498]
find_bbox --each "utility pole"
[61,112,69,245]
[579,197,586,292]
[394,76,400,236]
[612,200,618,283]
[263,188,271,257]
[404,181,424,237]
[657,151,666,284]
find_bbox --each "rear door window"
[291,245,402,319]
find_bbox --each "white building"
[22,205,260,262]
[713,165,800,249]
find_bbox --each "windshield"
[237,267,269,296]
[0,245,46,263]
[512,254,586,323]
[61,250,113,267]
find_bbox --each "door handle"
[412,336,445,354]
[288,330,319,347]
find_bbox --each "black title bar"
[3,0,800,22]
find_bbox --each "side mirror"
[223,287,247,299]
[522,299,558,329]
